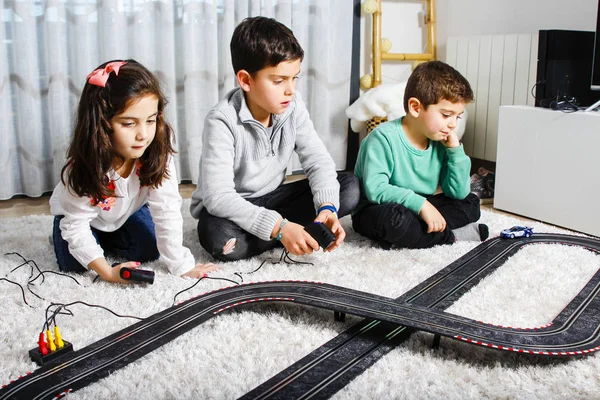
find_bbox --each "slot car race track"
[2,234,600,399]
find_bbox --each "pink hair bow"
[86,61,127,87]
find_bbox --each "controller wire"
[234,249,314,282]
[4,252,81,304]
[173,249,314,305]
[43,301,144,332]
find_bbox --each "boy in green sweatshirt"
[353,61,488,249]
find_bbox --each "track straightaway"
[2,234,599,399]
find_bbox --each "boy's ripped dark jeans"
[352,193,481,249]
[197,172,360,261]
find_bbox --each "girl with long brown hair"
[50,60,216,283]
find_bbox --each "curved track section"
[2,234,600,399]
[243,233,600,399]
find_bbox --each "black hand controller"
[120,267,155,284]
[112,263,155,284]
[304,222,336,249]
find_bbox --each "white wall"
[437,0,598,60]
[360,0,598,88]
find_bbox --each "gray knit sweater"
[190,88,340,241]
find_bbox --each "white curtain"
[0,0,353,200]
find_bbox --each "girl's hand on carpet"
[419,201,447,233]
[281,222,320,256]
[314,210,345,252]
[182,263,218,279]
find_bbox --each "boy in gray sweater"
[190,16,359,261]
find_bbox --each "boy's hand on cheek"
[442,131,460,148]
[281,222,320,256]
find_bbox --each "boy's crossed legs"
[352,192,485,249]
[197,172,359,261]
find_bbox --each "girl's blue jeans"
[53,205,160,273]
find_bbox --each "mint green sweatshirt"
[354,117,471,215]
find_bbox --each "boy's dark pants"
[197,172,360,261]
[352,193,481,249]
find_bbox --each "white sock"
[452,223,489,242]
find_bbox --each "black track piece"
[242,234,600,399]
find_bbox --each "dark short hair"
[62,59,176,204]
[230,16,304,74]
[403,61,474,111]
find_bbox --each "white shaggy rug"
[1,200,599,399]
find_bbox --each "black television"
[586,0,600,111]
[535,30,598,109]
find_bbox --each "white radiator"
[446,34,538,161]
